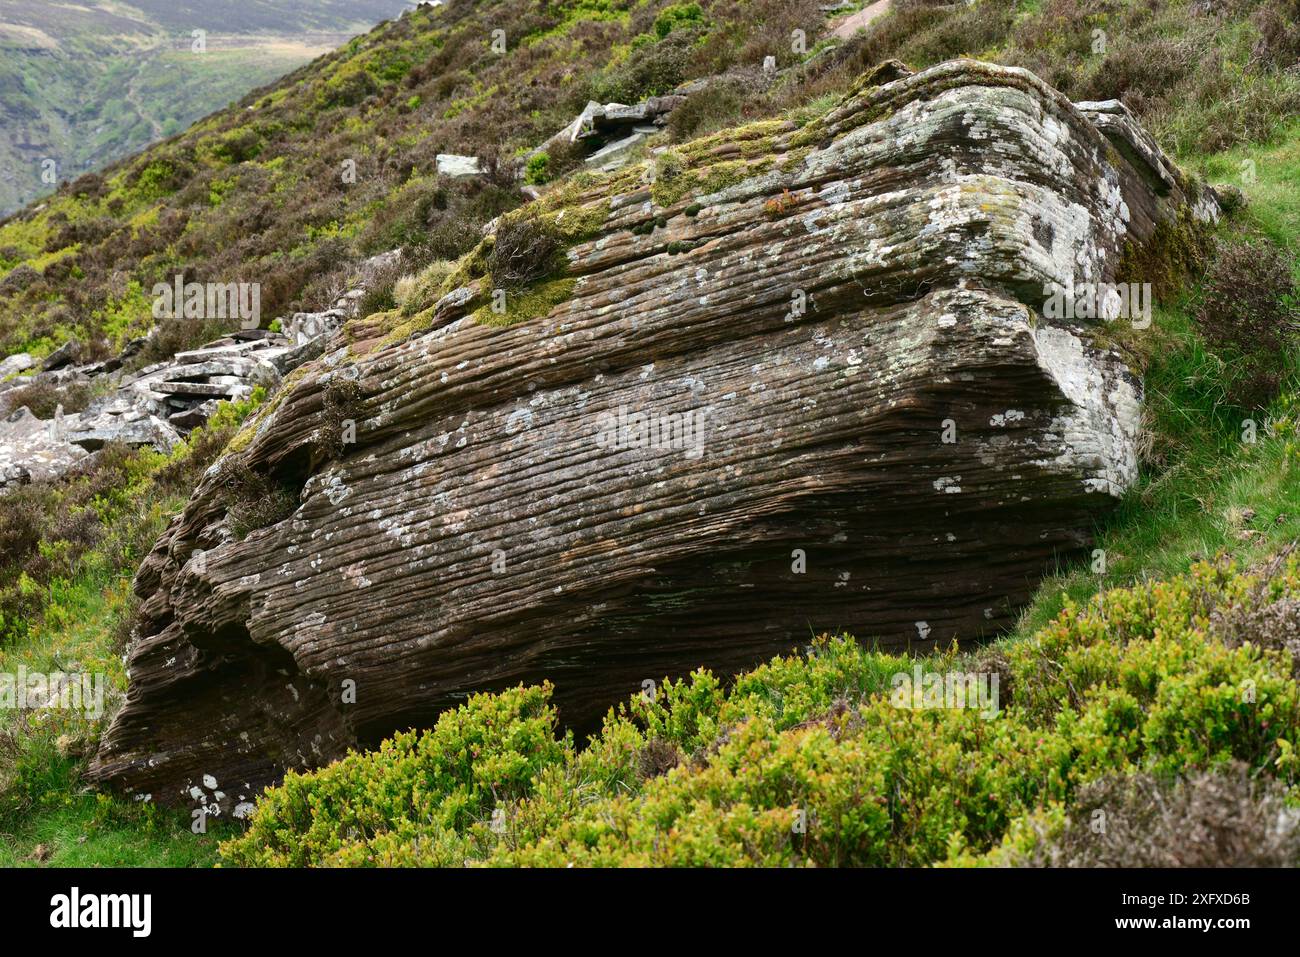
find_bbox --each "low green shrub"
[220,554,1300,867]
[220,684,569,867]
[524,152,551,186]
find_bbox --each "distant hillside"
[1,0,1295,364]
[0,0,415,214]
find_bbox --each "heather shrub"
[409,216,485,265]
[319,375,365,459]
[0,445,138,639]
[0,379,94,419]
[0,388,264,644]
[592,25,704,103]
[1075,34,1199,106]
[668,79,747,142]
[487,212,564,291]
[354,255,406,319]
[973,764,1300,867]
[1194,238,1300,410]
[1213,597,1300,675]
[0,264,40,295]
[214,459,300,538]
[1250,0,1300,69]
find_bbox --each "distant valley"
[0,0,416,214]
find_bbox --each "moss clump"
[631,215,668,235]
[1116,206,1215,301]
[650,156,761,208]
[359,203,596,348]
[472,276,577,327]
[779,145,813,174]
[436,239,492,299]
[225,368,307,456]
[550,200,611,243]
[678,117,791,163]
[538,167,641,217]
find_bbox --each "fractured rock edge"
[0,252,401,493]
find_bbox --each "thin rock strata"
[90,59,1220,807]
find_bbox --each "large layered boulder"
[90,60,1219,807]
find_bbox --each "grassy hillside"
[0,0,831,361]
[0,0,1298,866]
[0,0,414,214]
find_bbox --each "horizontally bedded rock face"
[91,60,1219,806]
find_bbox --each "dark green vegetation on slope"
[0,0,827,360]
[1,0,1299,865]
[5,0,1294,361]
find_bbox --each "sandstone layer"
[90,60,1220,807]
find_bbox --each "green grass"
[0,395,268,867]
[1010,120,1300,635]
[1192,120,1300,258]
[0,760,225,868]
[0,566,223,866]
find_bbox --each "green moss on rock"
[472,276,577,327]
